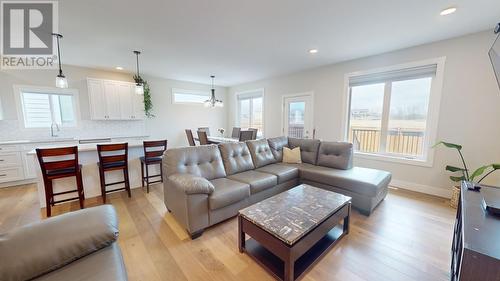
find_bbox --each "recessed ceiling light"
[440,7,457,16]
[309,49,318,54]
[115,66,123,70]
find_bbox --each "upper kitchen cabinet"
[87,78,144,120]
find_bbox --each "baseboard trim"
[390,179,451,199]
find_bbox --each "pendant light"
[133,50,144,95]
[52,33,68,88]
[204,75,223,108]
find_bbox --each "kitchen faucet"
[51,122,60,137]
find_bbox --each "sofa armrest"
[0,205,119,281]
[168,174,215,195]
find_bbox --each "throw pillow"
[282,147,302,164]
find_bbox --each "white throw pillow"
[282,147,302,164]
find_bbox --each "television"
[489,23,500,91]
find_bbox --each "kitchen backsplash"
[0,120,147,141]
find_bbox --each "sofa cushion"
[317,142,353,170]
[208,178,250,210]
[288,138,320,165]
[267,136,288,161]
[228,170,278,194]
[256,164,299,184]
[33,243,127,281]
[246,139,276,168]
[0,205,119,281]
[219,142,255,175]
[165,145,226,180]
[299,166,392,197]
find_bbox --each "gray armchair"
[0,205,127,281]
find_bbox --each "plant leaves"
[450,175,465,182]
[446,165,465,172]
[433,141,462,150]
[470,165,493,181]
[493,164,500,170]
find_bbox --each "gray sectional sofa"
[164,137,391,239]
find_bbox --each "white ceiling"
[59,0,500,86]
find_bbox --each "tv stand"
[451,181,500,280]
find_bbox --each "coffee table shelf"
[243,226,345,281]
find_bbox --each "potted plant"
[434,141,500,208]
[134,75,154,118]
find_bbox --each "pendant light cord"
[53,33,63,76]
[136,53,140,77]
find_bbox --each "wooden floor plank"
[0,184,455,281]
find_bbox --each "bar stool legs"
[140,160,164,193]
[97,143,131,204]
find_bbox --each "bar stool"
[36,146,85,217]
[140,140,167,193]
[97,143,131,203]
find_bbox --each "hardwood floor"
[0,184,455,281]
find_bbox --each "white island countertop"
[27,140,146,154]
[0,135,149,146]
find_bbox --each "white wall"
[228,31,500,195]
[0,66,228,147]
[143,75,228,147]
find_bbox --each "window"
[237,90,264,134]
[345,59,444,165]
[19,88,77,128]
[172,88,209,104]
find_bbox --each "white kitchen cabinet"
[88,78,144,121]
[103,81,122,120]
[0,145,24,183]
[117,83,136,120]
[132,92,145,120]
[88,79,107,120]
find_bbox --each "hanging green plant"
[134,74,154,118]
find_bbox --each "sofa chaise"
[164,137,391,239]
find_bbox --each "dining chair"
[249,128,258,140]
[239,130,254,142]
[140,140,167,193]
[231,127,241,139]
[185,129,196,146]
[197,131,210,145]
[36,146,85,217]
[198,127,210,136]
[97,143,131,203]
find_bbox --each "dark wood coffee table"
[238,184,351,281]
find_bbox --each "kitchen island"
[28,139,160,208]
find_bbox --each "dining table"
[194,136,240,144]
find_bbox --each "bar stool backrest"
[97,143,128,165]
[143,140,167,160]
[36,146,79,179]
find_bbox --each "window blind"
[22,92,52,128]
[349,64,437,87]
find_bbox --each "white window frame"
[236,89,265,135]
[13,85,80,130]
[341,57,446,167]
[171,88,210,105]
